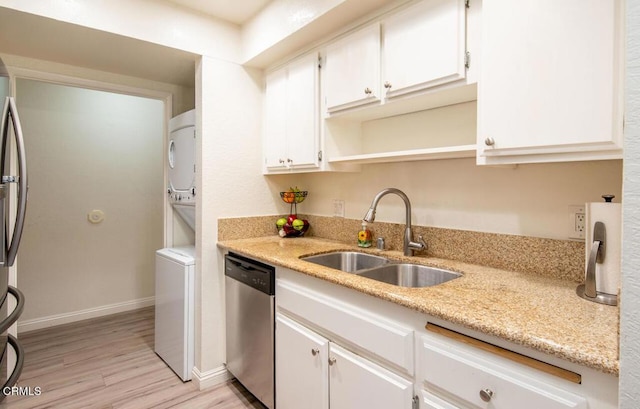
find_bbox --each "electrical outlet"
[333,199,345,218]
[568,205,586,240]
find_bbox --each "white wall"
[619,0,640,405]
[294,157,622,240]
[242,0,345,62]
[195,55,268,382]
[16,79,164,326]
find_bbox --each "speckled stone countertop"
[217,236,619,376]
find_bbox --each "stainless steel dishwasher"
[225,252,275,409]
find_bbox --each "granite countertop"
[218,236,619,376]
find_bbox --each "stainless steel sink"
[301,251,390,272]
[356,264,461,288]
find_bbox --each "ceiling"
[165,0,272,24]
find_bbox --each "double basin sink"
[301,251,461,288]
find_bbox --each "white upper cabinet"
[324,24,381,113]
[264,68,288,170]
[263,52,320,173]
[324,0,473,119]
[477,0,623,165]
[382,0,467,99]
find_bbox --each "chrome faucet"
[363,188,427,256]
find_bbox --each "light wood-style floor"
[2,307,267,409]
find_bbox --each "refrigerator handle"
[0,286,25,334]
[3,334,25,394]
[5,97,27,267]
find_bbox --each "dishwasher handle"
[225,253,275,295]
[226,257,259,273]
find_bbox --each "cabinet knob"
[479,388,494,402]
[286,158,293,163]
[328,357,337,366]
[484,137,495,146]
[384,81,392,89]
[279,158,285,164]
[364,87,372,95]
[311,348,320,356]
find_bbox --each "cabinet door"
[383,0,466,99]
[286,53,320,169]
[420,391,460,409]
[477,0,623,163]
[264,54,320,172]
[264,67,288,170]
[329,343,414,409]
[276,314,329,409]
[324,24,381,113]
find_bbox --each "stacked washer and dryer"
[154,109,196,381]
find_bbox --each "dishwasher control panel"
[224,252,275,295]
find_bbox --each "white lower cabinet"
[276,314,328,409]
[418,332,587,409]
[420,391,460,409]
[275,269,617,409]
[276,313,413,409]
[329,342,414,409]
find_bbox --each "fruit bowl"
[280,191,308,204]
[277,189,309,238]
[276,215,310,238]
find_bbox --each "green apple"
[292,219,305,231]
[276,218,287,229]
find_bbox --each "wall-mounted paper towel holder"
[576,221,617,305]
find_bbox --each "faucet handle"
[417,235,427,251]
[408,235,427,253]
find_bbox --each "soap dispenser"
[358,222,372,248]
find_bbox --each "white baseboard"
[19,296,155,333]
[191,365,232,390]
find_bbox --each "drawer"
[276,279,414,375]
[418,332,587,409]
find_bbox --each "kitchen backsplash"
[218,215,584,283]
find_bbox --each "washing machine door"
[168,123,195,203]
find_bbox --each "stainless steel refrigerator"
[0,95,27,398]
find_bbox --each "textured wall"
[195,56,268,377]
[619,0,640,406]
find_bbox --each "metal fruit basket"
[280,191,308,214]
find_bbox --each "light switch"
[333,200,345,217]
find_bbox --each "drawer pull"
[328,357,337,366]
[311,348,320,356]
[479,388,494,402]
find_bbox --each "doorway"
[15,79,165,330]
